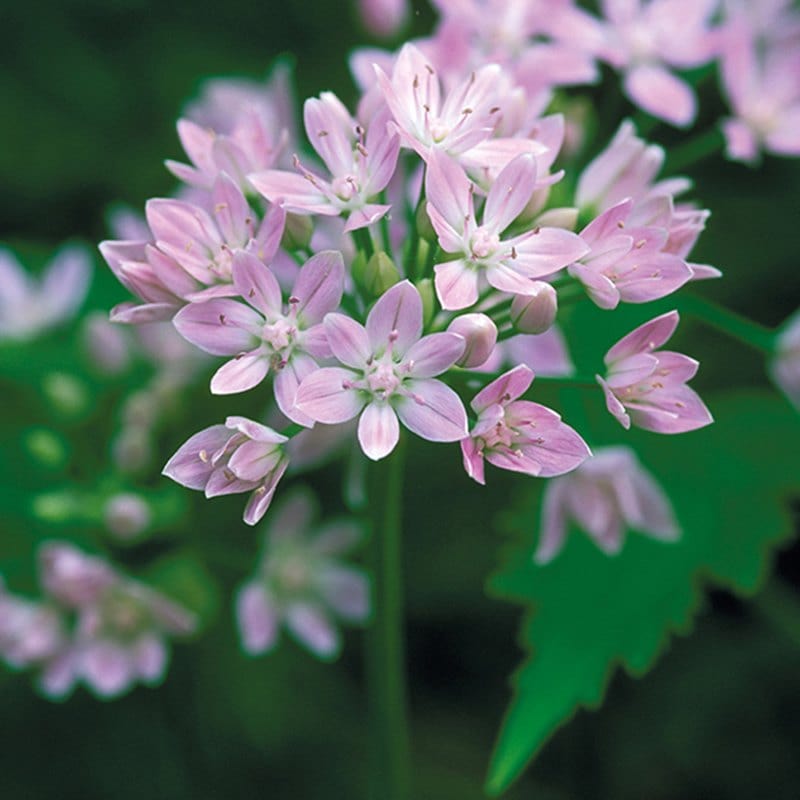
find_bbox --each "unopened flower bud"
[359,0,409,39]
[42,372,90,418]
[364,252,400,297]
[104,493,152,541]
[416,278,436,328]
[447,313,498,368]
[281,212,313,251]
[510,283,558,334]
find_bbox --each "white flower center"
[367,361,401,398]
[470,226,500,259]
[332,175,359,201]
[262,317,296,353]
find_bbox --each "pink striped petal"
[434,259,480,310]
[325,313,371,368]
[232,251,282,317]
[173,298,260,355]
[460,437,486,485]
[366,280,423,354]
[471,364,534,413]
[605,310,680,364]
[403,332,465,378]
[295,367,367,423]
[292,250,345,325]
[395,378,468,442]
[162,425,230,489]
[210,351,269,394]
[484,153,538,234]
[358,402,400,460]
[425,149,473,233]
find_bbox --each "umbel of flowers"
[99,41,725,527]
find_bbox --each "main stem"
[365,435,411,800]
[678,293,776,353]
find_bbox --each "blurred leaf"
[485,392,800,794]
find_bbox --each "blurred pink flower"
[236,489,369,660]
[0,245,91,341]
[770,308,800,412]
[535,446,680,563]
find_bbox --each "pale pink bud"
[358,0,409,38]
[447,313,498,368]
[510,283,558,334]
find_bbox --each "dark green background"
[1,1,799,798]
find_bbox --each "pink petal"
[343,203,392,233]
[471,364,534,413]
[133,635,168,683]
[403,332,465,378]
[606,352,659,388]
[605,310,680,364]
[597,375,631,429]
[292,250,345,325]
[358,401,400,460]
[231,251,283,317]
[228,440,282,482]
[627,385,713,433]
[325,313,371,368]
[285,603,340,658]
[173,298,261,355]
[366,280,423,354]
[484,153,538,234]
[274,352,317,427]
[211,173,251,246]
[210,351,269,394]
[460,437,486,485]
[624,64,697,128]
[304,93,355,176]
[81,641,133,698]
[295,367,367,423]
[162,424,231,489]
[247,169,332,215]
[316,566,370,622]
[236,583,279,655]
[534,479,570,564]
[395,378,468,442]
[425,148,473,234]
[434,259,480,310]
[505,227,589,278]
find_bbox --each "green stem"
[365,437,411,800]
[353,227,376,259]
[677,293,775,353]
[664,126,724,174]
[451,369,599,390]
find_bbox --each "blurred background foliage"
[1,1,799,798]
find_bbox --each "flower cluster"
[0,543,195,699]
[95,0,746,544]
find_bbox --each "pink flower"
[425,150,587,309]
[375,43,544,175]
[295,280,468,460]
[167,68,295,190]
[719,15,800,163]
[163,416,290,525]
[100,175,286,323]
[770,308,800,412]
[35,543,196,699]
[145,174,286,293]
[534,446,680,563]
[236,489,369,660]
[597,310,713,433]
[569,198,692,309]
[249,93,399,233]
[592,0,720,127]
[461,365,590,484]
[173,250,344,421]
[0,245,91,340]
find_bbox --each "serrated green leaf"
[485,392,800,795]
